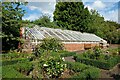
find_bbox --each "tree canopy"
[2,2,27,51]
[53,2,91,32]
[32,15,58,28]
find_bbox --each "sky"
[22,0,120,23]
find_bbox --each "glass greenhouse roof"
[25,25,106,42]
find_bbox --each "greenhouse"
[22,25,108,51]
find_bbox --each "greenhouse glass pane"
[60,31,75,41]
[53,30,69,40]
[45,29,62,40]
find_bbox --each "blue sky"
[22,0,120,23]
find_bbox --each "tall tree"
[2,2,27,51]
[53,2,91,32]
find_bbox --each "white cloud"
[28,6,39,10]
[85,0,106,10]
[26,2,56,21]
[92,0,106,9]
[22,13,42,21]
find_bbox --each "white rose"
[43,64,48,67]
[62,57,65,61]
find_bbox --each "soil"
[64,56,75,62]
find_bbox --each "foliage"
[74,54,120,70]
[64,61,90,73]
[53,2,91,32]
[94,47,102,60]
[107,48,120,56]
[34,37,63,57]
[60,51,76,57]
[40,56,66,78]
[2,52,35,60]
[82,47,102,60]
[71,67,100,79]
[13,62,33,76]
[64,62,100,79]
[2,2,27,51]
[2,58,30,66]
[32,15,58,28]
[2,65,26,78]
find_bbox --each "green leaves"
[32,15,58,28]
[34,37,63,57]
[41,56,66,78]
[2,2,27,51]
[53,2,91,32]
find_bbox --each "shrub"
[34,37,63,57]
[94,47,102,60]
[40,56,66,78]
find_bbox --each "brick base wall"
[63,43,100,52]
[63,43,84,52]
[84,43,99,49]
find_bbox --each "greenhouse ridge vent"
[21,25,108,52]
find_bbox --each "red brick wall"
[63,43,99,52]
[84,43,99,49]
[63,43,84,52]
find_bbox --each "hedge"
[60,52,76,57]
[49,51,76,57]
[64,61,100,79]
[2,66,26,78]
[13,62,33,76]
[64,61,91,73]
[2,58,31,66]
[2,53,34,60]
[74,55,120,70]
[71,68,100,80]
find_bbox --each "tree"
[2,2,27,51]
[87,10,105,33]
[32,15,58,28]
[53,2,91,32]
